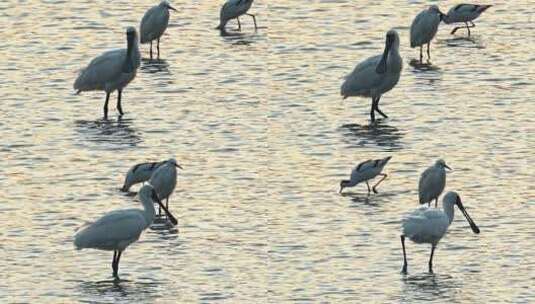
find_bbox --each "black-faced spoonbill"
[216,0,257,32]
[400,191,480,274]
[340,156,392,194]
[341,30,402,123]
[410,5,445,62]
[418,159,451,207]
[121,161,166,192]
[140,1,178,59]
[74,185,177,278]
[149,158,183,216]
[443,4,492,36]
[74,27,141,119]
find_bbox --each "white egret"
[443,4,492,36]
[140,1,178,59]
[121,161,165,192]
[400,191,480,274]
[418,159,451,207]
[410,5,444,62]
[216,0,257,32]
[74,27,141,119]
[74,185,177,278]
[340,156,392,194]
[149,158,183,215]
[341,30,402,122]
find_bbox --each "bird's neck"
[139,193,156,227]
[443,201,455,224]
[123,36,138,73]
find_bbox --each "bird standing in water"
[339,156,392,194]
[140,1,178,59]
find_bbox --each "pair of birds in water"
[74,0,258,119]
[74,158,182,278]
[339,157,480,273]
[341,3,492,122]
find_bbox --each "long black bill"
[457,202,480,234]
[376,34,393,74]
[175,164,183,169]
[168,5,178,11]
[152,191,178,226]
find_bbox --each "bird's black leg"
[428,244,436,273]
[117,89,124,116]
[103,92,110,119]
[370,97,377,122]
[237,17,241,31]
[165,198,169,219]
[372,173,387,194]
[149,41,153,59]
[112,250,118,277]
[426,42,431,61]
[113,250,123,278]
[247,13,258,29]
[435,198,438,208]
[401,235,408,274]
[451,25,461,35]
[365,181,371,194]
[374,96,388,119]
[157,38,160,59]
[419,45,423,62]
[466,22,471,36]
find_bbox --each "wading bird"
[149,158,183,215]
[341,30,402,123]
[140,1,178,59]
[410,5,445,62]
[443,4,492,36]
[400,191,480,274]
[74,27,141,119]
[216,0,257,32]
[419,159,451,207]
[121,161,165,192]
[74,185,177,278]
[340,156,392,194]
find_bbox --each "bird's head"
[160,0,177,11]
[443,191,480,234]
[167,158,183,169]
[429,5,445,20]
[435,159,452,170]
[339,180,350,193]
[376,30,399,74]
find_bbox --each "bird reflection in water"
[409,59,441,71]
[140,58,170,74]
[339,121,404,150]
[78,278,161,301]
[74,117,142,147]
[401,273,461,302]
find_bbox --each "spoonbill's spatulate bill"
[73,27,141,119]
[341,30,402,123]
[410,5,444,62]
[418,159,451,207]
[401,191,480,274]
[340,156,392,194]
[121,161,166,192]
[74,185,177,278]
[216,0,257,32]
[443,4,492,36]
[149,158,183,216]
[140,1,177,59]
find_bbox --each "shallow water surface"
[1,0,534,303]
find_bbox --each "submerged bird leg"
[370,97,377,122]
[113,250,123,278]
[149,41,153,59]
[374,96,388,119]
[112,250,118,277]
[117,89,124,116]
[426,43,431,61]
[103,92,111,119]
[428,244,436,273]
[247,13,258,29]
[237,17,242,31]
[401,235,408,274]
[157,38,160,59]
[372,173,387,193]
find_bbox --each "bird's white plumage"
[121,161,165,192]
[349,157,391,185]
[74,185,156,251]
[217,0,254,30]
[410,6,442,48]
[149,158,179,201]
[443,4,491,24]
[74,27,140,94]
[340,30,402,121]
[140,1,172,44]
[402,206,450,245]
[418,159,449,205]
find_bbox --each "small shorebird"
[443,4,492,36]
[339,156,392,194]
[418,159,451,207]
[140,1,178,59]
[410,5,445,62]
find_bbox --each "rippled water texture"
[1,0,534,302]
